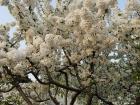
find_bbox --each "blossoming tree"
[0,0,140,105]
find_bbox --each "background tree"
[0,0,140,105]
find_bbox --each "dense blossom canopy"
[0,0,140,105]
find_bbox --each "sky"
[118,0,127,10]
[0,6,15,24]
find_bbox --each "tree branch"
[95,85,114,105]
[15,85,33,105]
[70,91,82,105]
[0,85,15,93]
[2,66,33,105]
[86,92,94,105]
[27,70,81,92]
[63,48,72,65]
[48,85,60,105]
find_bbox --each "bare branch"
[48,85,60,105]
[2,66,33,105]
[27,70,81,92]
[70,91,82,105]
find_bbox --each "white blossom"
[79,8,93,21]
[70,53,82,63]
[85,48,93,56]
[45,34,55,47]
[33,36,43,48]
[47,15,61,25]
[0,50,6,58]
[68,0,83,10]
[130,18,140,27]
[25,27,35,44]
[0,58,9,66]
[9,5,19,17]
[96,0,116,16]
[25,44,35,55]
[65,9,81,27]
[0,41,6,48]
[0,0,3,4]
[39,42,51,57]
[40,57,53,67]
[83,0,96,10]
[85,34,96,45]
[126,0,140,11]
[31,52,42,63]
[61,39,71,47]
[7,49,27,62]
[14,63,27,76]
[80,19,92,32]
[53,35,64,46]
